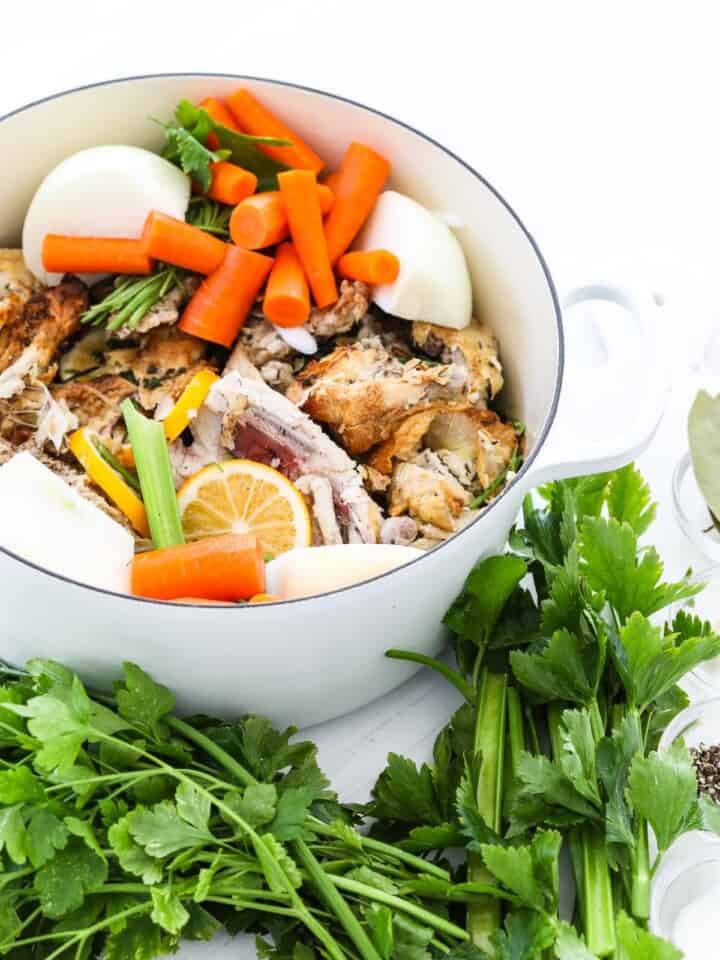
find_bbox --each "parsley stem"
[310,821,451,882]
[329,876,468,941]
[294,838,383,960]
[385,649,475,703]
[165,715,256,787]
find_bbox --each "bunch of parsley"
[0,661,489,959]
[372,465,720,959]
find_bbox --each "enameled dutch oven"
[0,75,667,726]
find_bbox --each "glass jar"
[672,452,720,563]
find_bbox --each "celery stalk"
[121,400,184,549]
[468,669,507,953]
[550,703,616,957]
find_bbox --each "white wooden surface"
[2,5,719,953]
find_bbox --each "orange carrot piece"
[141,211,227,275]
[229,184,333,250]
[263,242,310,328]
[199,96,241,149]
[277,170,337,308]
[131,533,265,601]
[206,161,257,205]
[324,143,391,263]
[227,88,324,173]
[323,171,341,194]
[337,249,400,285]
[179,245,274,347]
[42,236,153,275]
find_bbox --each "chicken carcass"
[207,373,382,543]
[389,461,470,534]
[306,280,369,338]
[412,319,503,405]
[288,339,469,455]
[0,249,40,335]
[129,327,209,412]
[50,375,136,436]
[0,278,87,400]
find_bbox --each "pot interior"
[0,74,561,457]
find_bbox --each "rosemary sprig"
[81,265,179,333]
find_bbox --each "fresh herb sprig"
[159,100,291,192]
[186,196,232,237]
[81,265,179,332]
[376,464,720,958]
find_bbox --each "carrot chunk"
[229,184,333,250]
[42,236,152,275]
[278,169,337,308]
[179,245,274,347]
[337,249,400,285]
[324,143,391,263]
[263,242,310,328]
[141,211,227,275]
[132,533,265,601]
[227,88,324,173]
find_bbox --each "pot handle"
[524,279,669,486]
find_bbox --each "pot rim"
[0,71,564,609]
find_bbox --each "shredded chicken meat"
[306,280,369,338]
[50,375,136,435]
[0,249,40,336]
[0,279,87,400]
[412,319,503,405]
[389,461,470,534]
[288,338,469,455]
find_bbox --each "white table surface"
[3,5,720,954]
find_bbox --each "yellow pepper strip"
[248,593,282,604]
[162,368,219,443]
[68,429,150,537]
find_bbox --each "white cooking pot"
[0,75,667,726]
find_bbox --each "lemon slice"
[177,460,312,557]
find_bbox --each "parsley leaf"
[160,122,226,192]
[554,922,598,959]
[26,808,70,867]
[444,555,527,646]
[371,753,445,825]
[557,709,601,806]
[270,786,315,841]
[0,766,45,803]
[150,887,189,935]
[596,713,642,854]
[108,817,164,884]
[103,914,176,960]
[175,781,211,831]
[115,662,175,741]
[579,517,699,620]
[127,801,212,857]
[613,612,720,712]
[628,742,702,852]
[481,830,561,912]
[491,909,556,960]
[0,805,27,864]
[615,910,682,959]
[510,629,598,705]
[606,464,656,535]
[224,783,277,829]
[35,840,108,918]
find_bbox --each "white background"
[2,4,719,955]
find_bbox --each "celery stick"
[631,818,650,920]
[121,400,184,549]
[468,670,507,953]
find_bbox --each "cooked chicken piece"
[130,327,209,412]
[50,375,136,435]
[359,464,391,494]
[0,382,78,449]
[413,507,480,550]
[0,279,87,399]
[0,249,40,335]
[412,319,503,405]
[296,475,343,546]
[476,414,518,489]
[260,360,295,392]
[380,515,418,546]
[239,313,294,368]
[208,373,382,543]
[113,276,200,340]
[289,340,469,455]
[306,280,369,338]
[369,406,516,492]
[0,438,133,533]
[223,341,264,380]
[168,403,226,485]
[389,461,470,534]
